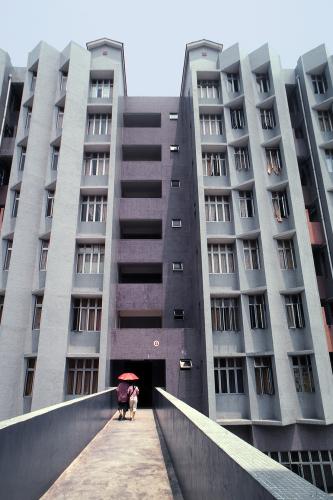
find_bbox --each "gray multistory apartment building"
[0,37,333,492]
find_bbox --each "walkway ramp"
[42,409,173,500]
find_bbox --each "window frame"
[272,190,289,221]
[285,294,305,329]
[39,240,49,271]
[277,239,296,270]
[89,79,113,99]
[80,195,107,223]
[72,297,102,332]
[211,297,239,332]
[197,80,220,99]
[226,73,240,93]
[292,355,315,393]
[239,191,255,218]
[86,113,112,135]
[32,295,43,330]
[254,356,275,395]
[260,108,276,130]
[12,191,20,217]
[243,239,260,270]
[66,358,99,395]
[249,295,267,329]
[214,357,244,394]
[24,358,37,397]
[83,152,109,176]
[202,153,227,177]
[76,244,105,275]
[234,146,251,171]
[3,240,12,270]
[208,243,236,274]
[200,114,223,135]
[205,195,231,222]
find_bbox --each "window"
[278,239,296,270]
[200,114,223,135]
[76,244,105,274]
[230,108,245,129]
[172,219,182,228]
[205,195,231,222]
[60,72,68,92]
[39,240,49,271]
[30,72,37,92]
[174,309,184,320]
[208,243,235,274]
[214,358,244,394]
[25,108,32,130]
[72,298,102,332]
[272,190,289,222]
[325,150,333,173]
[285,294,305,329]
[19,147,26,171]
[249,295,267,329]
[197,80,220,99]
[46,190,55,218]
[0,295,3,323]
[56,108,64,129]
[318,110,333,132]
[12,191,20,217]
[239,191,255,218]
[234,146,250,171]
[83,153,109,176]
[24,358,36,396]
[311,74,327,95]
[67,358,99,395]
[3,240,12,270]
[87,114,112,135]
[260,108,276,130]
[90,80,113,99]
[243,239,260,270]
[51,147,59,171]
[171,180,180,187]
[80,195,107,222]
[254,357,274,395]
[202,153,227,176]
[211,297,239,331]
[32,296,43,330]
[268,449,333,494]
[266,148,282,175]
[172,262,183,271]
[226,73,240,93]
[170,145,180,152]
[256,73,270,93]
[292,355,315,393]
[169,113,178,120]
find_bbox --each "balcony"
[0,137,15,157]
[119,198,162,220]
[322,307,333,352]
[117,283,163,310]
[118,240,163,263]
[306,210,325,245]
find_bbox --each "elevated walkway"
[0,388,329,499]
[43,410,174,499]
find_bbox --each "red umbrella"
[118,372,139,381]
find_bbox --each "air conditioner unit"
[180,359,192,370]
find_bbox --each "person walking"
[116,381,129,420]
[128,383,140,421]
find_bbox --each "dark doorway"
[111,359,166,408]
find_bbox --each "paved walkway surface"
[42,409,174,500]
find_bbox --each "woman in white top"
[128,384,140,421]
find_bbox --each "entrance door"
[111,360,166,407]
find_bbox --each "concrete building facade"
[0,37,333,492]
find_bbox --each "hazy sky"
[0,0,332,95]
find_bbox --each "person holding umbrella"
[116,372,139,421]
[128,382,140,421]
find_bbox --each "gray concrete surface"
[43,409,174,500]
[0,388,117,500]
[154,388,328,500]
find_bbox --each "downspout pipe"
[0,73,12,149]
[296,73,333,281]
